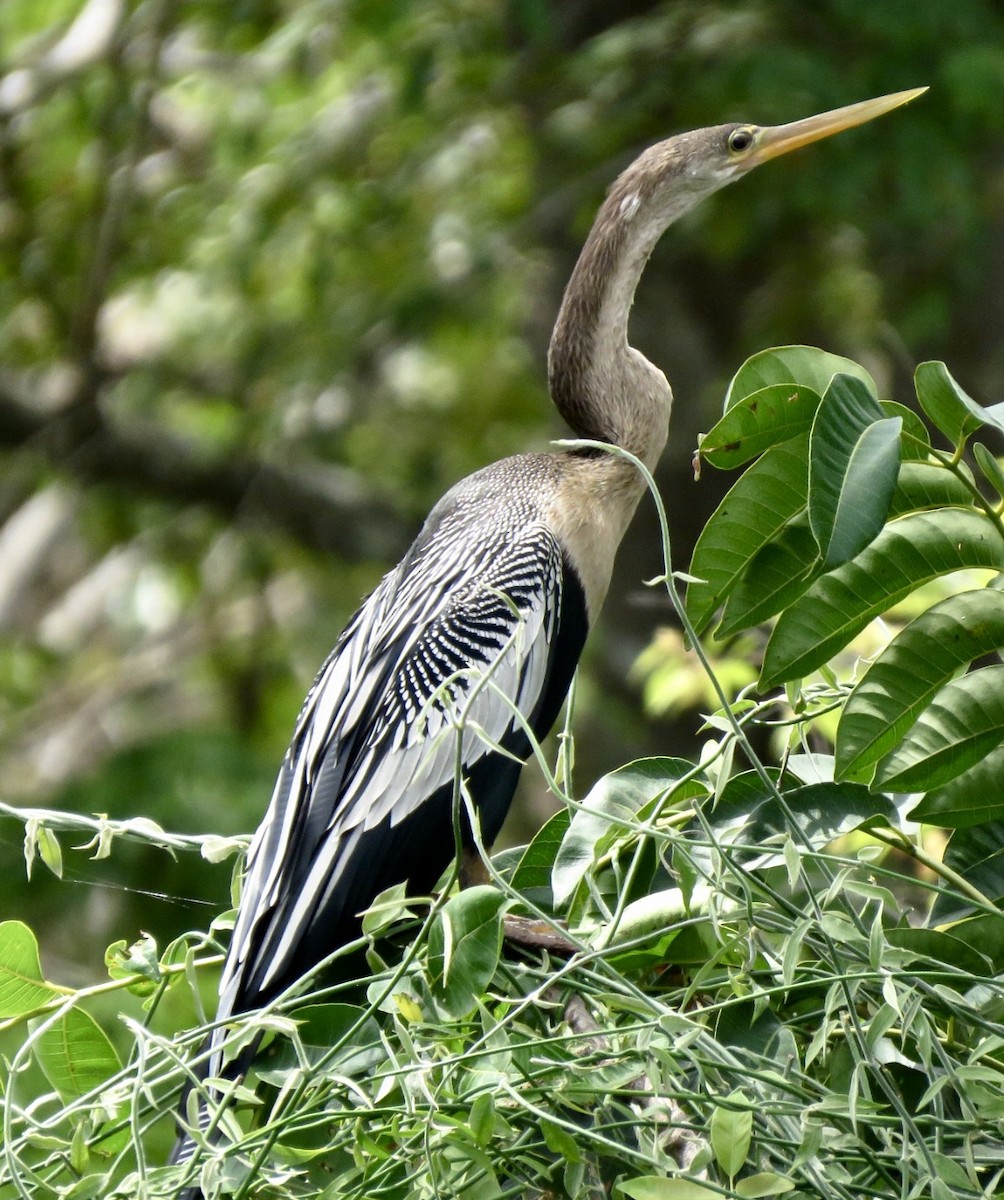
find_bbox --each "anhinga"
[170,88,924,1194]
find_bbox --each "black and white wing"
[217,496,587,1019]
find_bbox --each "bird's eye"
[727,126,757,154]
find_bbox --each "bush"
[2,346,1004,1199]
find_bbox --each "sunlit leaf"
[34,1006,121,1101]
[735,1174,796,1198]
[0,920,60,1018]
[710,1089,753,1179]
[760,509,1004,688]
[915,360,1004,443]
[699,383,820,468]
[620,1178,715,1200]
[723,345,875,410]
[427,886,507,1018]
[552,759,695,908]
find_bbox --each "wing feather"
[220,512,568,1015]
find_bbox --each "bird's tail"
[167,1028,217,1200]
[168,1026,264,1200]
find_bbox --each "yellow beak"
[750,87,928,165]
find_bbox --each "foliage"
[2,0,1004,981]
[3,347,1004,1198]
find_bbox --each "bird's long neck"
[548,171,676,469]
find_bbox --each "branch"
[0,374,405,561]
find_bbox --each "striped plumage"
[170,90,921,1195]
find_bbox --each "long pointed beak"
[750,87,927,165]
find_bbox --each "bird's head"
[613,87,927,228]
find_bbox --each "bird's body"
[170,88,924,1195]
[221,450,598,1016]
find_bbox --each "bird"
[169,87,924,1196]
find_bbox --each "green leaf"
[552,758,694,908]
[885,927,992,975]
[760,509,1004,688]
[719,520,820,636]
[692,775,897,873]
[937,912,1004,967]
[909,745,1004,828]
[723,345,876,410]
[915,360,1004,443]
[0,920,60,1018]
[540,1117,582,1162]
[687,435,809,636]
[874,664,1004,791]
[428,886,507,1018]
[360,881,415,937]
[974,442,1004,499]
[508,807,569,893]
[37,825,63,879]
[34,1006,121,1100]
[807,374,900,566]
[934,823,1004,925]
[888,461,974,517]
[880,400,930,460]
[699,383,820,468]
[836,589,1004,781]
[710,1089,753,1179]
[105,932,161,997]
[735,1174,796,1198]
[619,1179,714,1200]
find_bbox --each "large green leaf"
[836,589,1004,781]
[0,920,59,1018]
[34,1006,121,1101]
[887,461,973,517]
[908,747,1004,829]
[620,1179,716,1200]
[881,401,930,461]
[719,520,820,636]
[723,345,876,410]
[552,758,697,908]
[698,383,820,469]
[688,774,896,874]
[710,1089,753,1179]
[427,886,507,1018]
[760,509,1004,688]
[915,360,1004,443]
[874,664,1004,792]
[508,807,569,893]
[808,374,900,567]
[721,459,971,638]
[932,823,1004,926]
[687,436,809,636]
[974,443,1004,499]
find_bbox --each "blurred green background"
[1,0,1002,984]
